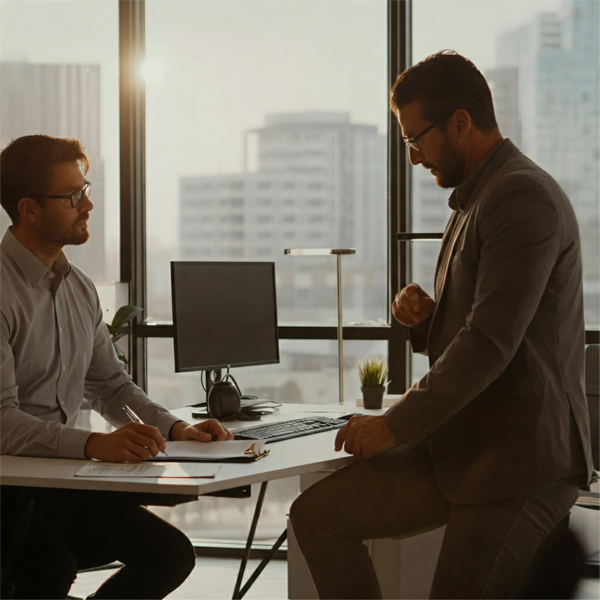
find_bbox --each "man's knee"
[154,525,196,583]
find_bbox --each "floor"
[70,556,287,600]
[70,556,598,600]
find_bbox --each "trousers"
[1,489,196,599]
[289,443,579,599]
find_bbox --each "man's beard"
[426,135,466,189]
[39,213,90,247]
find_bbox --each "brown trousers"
[289,444,578,599]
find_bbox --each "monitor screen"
[171,261,280,372]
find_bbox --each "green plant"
[106,305,144,364]
[357,357,390,388]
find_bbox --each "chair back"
[585,344,599,471]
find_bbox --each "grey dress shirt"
[0,228,181,459]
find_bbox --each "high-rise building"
[490,0,599,324]
[0,62,106,281]
[178,112,387,323]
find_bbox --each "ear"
[450,109,472,142]
[17,197,43,224]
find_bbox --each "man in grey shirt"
[0,134,233,599]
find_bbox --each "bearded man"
[0,134,234,599]
[289,51,592,599]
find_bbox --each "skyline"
[1,0,561,250]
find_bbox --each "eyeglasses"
[403,116,451,151]
[42,181,92,208]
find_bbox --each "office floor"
[69,557,287,599]
[69,557,598,600]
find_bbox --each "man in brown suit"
[289,51,593,599]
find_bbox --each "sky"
[0,0,560,253]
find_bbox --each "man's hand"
[335,415,400,459]
[170,419,234,442]
[392,283,435,327]
[84,422,167,463]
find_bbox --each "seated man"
[289,51,592,599]
[0,134,233,599]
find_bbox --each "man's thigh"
[293,444,450,541]
[35,492,186,570]
[431,483,579,599]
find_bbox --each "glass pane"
[147,337,387,541]
[145,0,388,325]
[148,338,388,410]
[0,0,120,282]
[410,0,599,358]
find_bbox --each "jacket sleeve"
[408,317,432,355]
[385,174,561,446]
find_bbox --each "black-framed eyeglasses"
[42,181,92,208]
[403,116,451,151]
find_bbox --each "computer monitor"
[171,261,280,375]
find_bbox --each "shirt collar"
[448,138,515,211]
[1,228,71,288]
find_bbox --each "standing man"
[290,51,592,599]
[0,134,234,599]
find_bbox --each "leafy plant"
[106,305,144,364]
[357,357,390,388]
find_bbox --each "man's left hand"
[170,419,234,442]
[335,415,400,459]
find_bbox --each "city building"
[178,111,387,324]
[0,62,106,281]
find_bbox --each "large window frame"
[118,0,598,395]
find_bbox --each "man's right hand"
[84,422,167,463]
[392,283,435,327]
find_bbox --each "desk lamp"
[284,248,356,405]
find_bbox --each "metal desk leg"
[1,498,35,600]
[231,482,289,599]
[237,529,288,599]
[232,482,268,599]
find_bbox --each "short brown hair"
[0,134,89,224]
[390,50,498,133]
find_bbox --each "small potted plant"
[357,357,390,409]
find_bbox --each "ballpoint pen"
[123,405,169,457]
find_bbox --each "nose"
[80,193,94,212]
[408,146,423,166]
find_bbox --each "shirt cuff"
[151,412,186,440]
[59,428,95,459]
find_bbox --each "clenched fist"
[392,283,435,327]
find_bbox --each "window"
[410,0,599,383]
[0,0,120,283]
[145,0,388,325]
[144,0,388,544]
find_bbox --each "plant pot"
[361,386,385,409]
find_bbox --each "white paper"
[148,439,266,461]
[75,462,220,478]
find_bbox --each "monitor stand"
[205,368,222,403]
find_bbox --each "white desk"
[0,403,377,599]
[0,403,363,497]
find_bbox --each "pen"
[123,405,169,457]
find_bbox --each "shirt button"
[60,328,63,333]
[62,366,66,371]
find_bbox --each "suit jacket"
[385,139,593,504]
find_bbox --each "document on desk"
[146,439,269,462]
[75,462,220,478]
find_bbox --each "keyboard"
[233,416,347,443]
